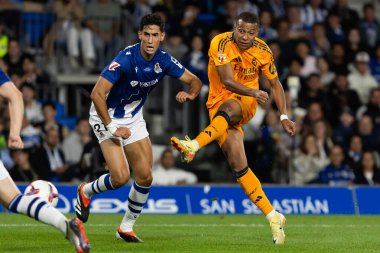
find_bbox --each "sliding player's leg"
[0,161,21,207]
[76,138,130,222]
[117,136,153,243]
[0,162,90,252]
[221,129,286,244]
[171,99,242,163]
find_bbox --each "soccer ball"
[24,180,59,207]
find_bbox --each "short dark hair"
[76,116,89,125]
[139,13,165,32]
[20,82,36,92]
[161,148,173,158]
[235,12,259,25]
[307,73,320,82]
[363,2,374,12]
[42,101,56,110]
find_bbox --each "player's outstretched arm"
[91,76,131,139]
[216,63,269,105]
[0,81,24,149]
[268,76,296,136]
[176,69,202,103]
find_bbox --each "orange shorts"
[208,93,257,146]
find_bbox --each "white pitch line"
[1,224,380,228]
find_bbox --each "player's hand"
[281,119,296,136]
[113,127,132,139]
[175,91,196,103]
[252,90,269,105]
[8,135,24,150]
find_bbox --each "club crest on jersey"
[217,53,227,63]
[154,63,162,73]
[108,61,120,71]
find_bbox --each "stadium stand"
[0,0,379,185]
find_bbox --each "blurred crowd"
[0,0,379,186]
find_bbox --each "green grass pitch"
[1,214,380,253]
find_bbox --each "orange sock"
[236,167,274,216]
[194,115,229,149]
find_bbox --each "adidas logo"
[254,195,263,203]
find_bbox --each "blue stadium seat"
[196,13,216,24]
[56,116,77,131]
[22,11,54,48]
[52,100,65,118]
[51,100,77,131]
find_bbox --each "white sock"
[192,140,199,150]
[266,209,276,221]
[8,194,67,234]
[120,181,150,232]
[83,173,115,198]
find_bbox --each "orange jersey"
[206,32,278,109]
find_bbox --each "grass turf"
[0,214,379,253]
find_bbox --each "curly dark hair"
[236,12,259,25]
[139,13,165,32]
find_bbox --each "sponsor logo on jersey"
[154,63,162,73]
[170,56,183,69]
[108,61,120,71]
[217,53,227,63]
[140,79,158,87]
[130,79,159,88]
[144,67,151,72]
[135,67,138,73]
[130,81,139,87]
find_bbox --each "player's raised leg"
[0,163,90,252]
[171,101,236,163]
[171,111,230,163]
[76,138,129,222]
[221,129,286,244]
[116,137,153,243]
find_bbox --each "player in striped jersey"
[75,13,202,242]
[0,68,90,252]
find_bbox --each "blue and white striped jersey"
[89,43,185,124]
[0,68,11,86]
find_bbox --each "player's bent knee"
[112,177,129,188]
[136,173,153,187]
[214,111,231,124]
[229,161,248,173]
[111,171,130,188]
[0,161,11,181]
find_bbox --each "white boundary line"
[1,223,380,228]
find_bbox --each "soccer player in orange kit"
[171,12,296,244]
